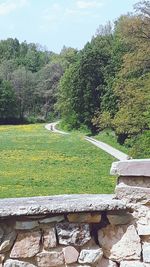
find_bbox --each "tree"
[0,79,17,123]
[36,63,63,119]
[11,67,36,120]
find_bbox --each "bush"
[126,131,150,158]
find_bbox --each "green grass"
[0,124,117,198]
[93,129,129,155]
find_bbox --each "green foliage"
[0,79,17,122]
[127,131,150,158]
[92,111,112,131]
[58,34,113,130]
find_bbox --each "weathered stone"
[63,246,79,264]
[67,213,101,223]
[4,259,37,267]
[10,231,41,258]
[96,257,117,267]
[0,228,16,253]
[39,216,65,224]
[0,227,4,242]
[98,224,141,262]
[0,254,5,266]
[118,176,150,188]
[36,251,64,267]
[115,185,150,204]
[110,159,150,177]
[15,221,39,230]
[138,225,150,235]
[56,223,91,246]
[43,228,57,249]
[120,261,145,267]
[107,213,133,225]
[65,263,90,267]
[0,195,128,218]
[132,205,150,235]
[78,248,103,264]
[143,241,150,263]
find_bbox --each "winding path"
[45,122,130,161]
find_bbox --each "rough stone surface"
[39,216,64,224]
[78,248,103,264]
[110,159,150,176]
[107,213,133,225]
[0,227,16,253]
[15,221,39,230]
[67,213,101,223]
[0,227,4,242]
[120,261,145,267]
[0,195,128,218]
[43,228,57,249]
[96,257,118,267]
[56,223,91,246]
[4,259,37,267]
[36,251,64,267]
[10,231,41,258]
[98,224,141,262]
[133,205,150,235]
[118,176,150,188]
[0,254,5,266]
[63,246,79,264]
[115,185,150,204]
[142,242,150,263]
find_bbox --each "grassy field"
[0,124,117,198]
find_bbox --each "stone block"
[0,254,5,266]
[98,224,141,262]
[67,213,101,223]
[142,242,150,263]
[39,216,65,224]
[78,248,103,264]
[4,259,37,267]
[107,213,133,225]
[115,185,150,204]
[110,159,150,177]
[36,251,64,267]
[0,227,16,253]
[96,257,118,267]
[137,225,150,236]
[63,246,79,264]
[118,176,150,188]
[10,231,41,258]
[43,228,57,249]
[120,261,145,267]
[15,221,39,230]
[56,223,91,246]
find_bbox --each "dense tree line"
[0,40,77,123]
[57,0,150,157]
[0,1,149,158]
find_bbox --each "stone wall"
[0,159,150,267]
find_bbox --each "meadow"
[0,124,117,198]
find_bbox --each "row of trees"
[57,1,150,157]
[0,40,77,123]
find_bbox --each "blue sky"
[0,0,138,53]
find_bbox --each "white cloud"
[76,0,103,9]
[0,0,29,16]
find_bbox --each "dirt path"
[45,122,130,161]
[45,122,69,135]
[85,136,129,161]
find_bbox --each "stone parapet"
[0,159,149,266]
[110,159,150,204]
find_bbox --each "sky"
[0,0,139,53]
